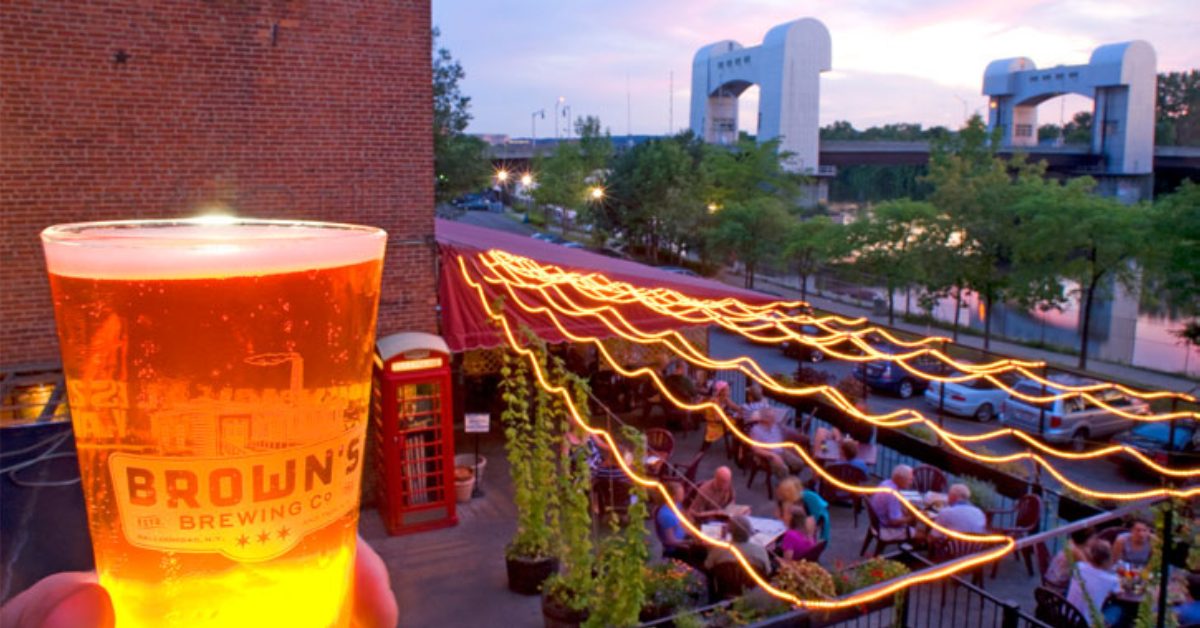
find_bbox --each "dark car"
[852,344,948,399]
[1112,420,1198,478]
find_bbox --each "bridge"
[487,139,1200,174]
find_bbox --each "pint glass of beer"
[41,218,387,627]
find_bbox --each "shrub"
[773,559,836,600]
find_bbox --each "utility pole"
[531,109,545,156]
[668,70,674,134]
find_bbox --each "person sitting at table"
[655,482,705,568]
[931,483,986,537]
[870,465,920,543]
[1066,539,1122,626]
[743,383,771,416]
[700,381,737,453]
[812,426,843,458]
[747,408,806,477]
[773,476,829,544]
[778,505,818,561]
[1113,518,1153,568]
[840,438,869,475]
[704,515,772,576]
[640,355,674,420]
[1045,528,1093,592]
[687,466,736,521]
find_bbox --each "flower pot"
[506,554,559,595]
[541,590,588,628]
[454,466,475,503]
[454,453,487,487]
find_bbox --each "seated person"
[778,505,818,560]
[812,426,843,458]
[1045,528,1092,592]
[1113,519,1153,568]
[931,483,986,536]
[704,515,771,576]
[870,465,919,542]
[655,482,704,568]
[700,381,736,452]
[687,466,736,521]
[775,476,831,544]
[747,409,805,476]
[840,438,869,475]
[1066,539,1122,626]
[742,383,771,416]
[663,359,698,403]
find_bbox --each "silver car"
[999,375,1150,451]
[923,372,1018,422]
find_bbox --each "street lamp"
[589,186,604,201]
[496,169,509,183]
[555,96,565,139]
[520,173,533,187]
[520,173,534,216]
[531,109,545,156]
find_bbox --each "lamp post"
[555,96,565,139]
[496,169,509,209]
[530,109,545,157]
[520,173,534,217]
[562,105,572,138]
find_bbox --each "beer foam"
[42,220,386,279]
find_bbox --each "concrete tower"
[690,18,831,174]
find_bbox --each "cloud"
[433,0,1199,136]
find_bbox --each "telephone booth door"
[372,332,457,535]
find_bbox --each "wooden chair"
[745,449,775,500]
[928,538,989,586]
[1034,587,1089,628]
[986,493,1042,577]
[795,540,827,564]
[818,463,869,528]
[912,465,948,493]
[645,428,675,460]
[593,475,632,522]
[860,499,910,557]
[1035,543,1066,594]
[709,561,761,600]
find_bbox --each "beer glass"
[42,218,387,627]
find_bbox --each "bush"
[833,557,911,595]
[834,374,866,407]
[793,366,833,388]
[961,476,1000,510]
[773,559,836,600]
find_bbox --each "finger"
[352,536,398,628]
[0,572,114,628]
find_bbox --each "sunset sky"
[431,0,1200,138]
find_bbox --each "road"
[708,329,1155,497]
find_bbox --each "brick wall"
[0,0,436,367]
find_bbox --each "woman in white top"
[1066,539,1122,626]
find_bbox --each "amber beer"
[42,219,386,627]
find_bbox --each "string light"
[468,256,1200,482]
[479,251,1198,414]
[458,257,1017,608]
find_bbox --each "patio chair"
[795,539,827,564]
[818,462,869,528]
[1035,543,1065,594]
[593,475,632,522]
[986,493,1042,577]
[1034,587,1089,628]
[709,561,762,600]
[860,499,910,557]
[928,538,989,586]
[645,428,675,460]
[912,464,947,493]
[744,449,775,500]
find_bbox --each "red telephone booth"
[372,332,457,535]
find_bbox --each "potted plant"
[639,560,708,624]
[772,559,836,600]
[501,350,559,594]
[541,368,595,627]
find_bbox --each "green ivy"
[584,427,649,627]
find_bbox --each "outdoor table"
[815,441,878,466]
[698,516,787,549]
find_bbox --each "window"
[1016,124,1033,137]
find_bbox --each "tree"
[924,115,1053,349]
[531,116,614,237]
[1062,111,1093,145]
[784,216,844,302]
[844,199,938,326]
[1142,181,1200,347]
[1037,124,1063,144]
[1014,178,1149,369]
[703,137,804,208]
[708,198,792,289]
[1157,70,1200,146]
[433,27,490,201]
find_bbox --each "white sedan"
[923,372,1017,423]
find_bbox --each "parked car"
[657,265,698,277]
[590,247,630,260]
[999,376,1150,451]
[923,371,1019,422]
[531,232,568,245]
[1111,420,1198,478]
[562,241,586,249]
[852,344,949,399]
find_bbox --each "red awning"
[435,219,775,352]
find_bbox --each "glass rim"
[41,217,385,246]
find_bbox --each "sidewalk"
[729,271,1199,395]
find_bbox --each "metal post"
[999,599,1021,628]
[1157,500,1173,628]
[938,342,947,429]
[1037,364,1049,436]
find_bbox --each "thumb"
[0,572,114,628]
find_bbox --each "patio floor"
[365,412,1047,628]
